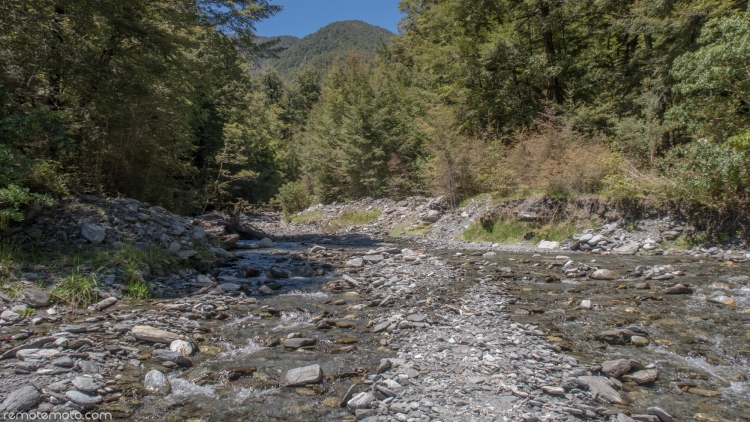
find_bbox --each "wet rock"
[708,294,735,306]
[591,269,616,280]
[170,339,195,356]
[0,386,40,412]
[577,376,624,404]
[661,284,693,294]
[647,407,674,422]
[372,321,390,333]
[22,289,50,307]
[72,376,100,393]
[618,414,637,422]
[269,267,289,279]
[131,325,182,343]
[216,283,241,291]
[377,359,392,373]
[258,237,275,248]
[595,329,633,345]
[347,392,376,411]
[601,359,631,378]
[144,369,171,394]
[630,335,650,347]
[151,349,193,367]
[257,285,274,295]
[81,223,106,244]
[623,369,659,384]
[283,364,323,386]
[65,390,102,407]
[92,296,117,311]
[282,338,316,349]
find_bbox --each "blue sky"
[255,0,404,38]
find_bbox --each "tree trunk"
[538,1,563,104]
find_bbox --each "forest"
[2,0,750,234]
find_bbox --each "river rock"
[372,321,390,333]
[257,285,274,295]
[363,254,384,263]
[601,359,631,377]
[537,240,560,249]
[92,296,118,310]
[151,349,193,367]
[170,339,195,356]
[661,284,693,294]
[1,309,20,321]
[144,369,171,394]
[132,325,181,343]
[258,237,275,248]
[708,294,735,306]
[65,390,102,407]
[614,243,641,255]
[283,364,323,386]
[630,335,650,347]
[21,289,49,307]
[595,329,633,345]
[283,338,316,348]
[577,376,624,404]
[624,369,659,384]
[0,385,40,412]
[176,250,199,260]
[81,223,106,244]
[346,258,364,267]
[647,406,674,422]
[591,269,616,280]
[541,386,565,395]
[72,376,100,393]
[618,414,637,422]
[347,392,376,411]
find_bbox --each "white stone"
[170,340,195,356]
[537,240,560,249]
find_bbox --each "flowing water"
[125,239,749,421]
[448,251,750,421]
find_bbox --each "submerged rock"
[144,369,171,394]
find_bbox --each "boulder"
[660,284,693,294]
[537,240,560,250]
[131,325,182,343]
[1,309,20,322]
[258,237,275,248]
[283,338,316,349]
[591,269,616,280]
[623,369,659,384]
[151,349,193,367]
[0,386,40,412]
[21,289,49,307]
[170,339,195,357]
[144,369,171,394]
[81,223,106,244]
[577,376,624,404]
[283,364,323,386]
[601,359,631,378]
[614,243,641,255]
[65,390,102,407]
[347,392,376,411]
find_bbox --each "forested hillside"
[264,21,393,77]
[2,0,750,237]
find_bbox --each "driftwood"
[224,207,267,240]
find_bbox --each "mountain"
[261,20,393,77]
[254,35,300,50]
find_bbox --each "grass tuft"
[124,280,150,300]
[53,268,99,308]
[289,211,323,225]
[333,209,382,226]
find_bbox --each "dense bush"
[274,181,312,215]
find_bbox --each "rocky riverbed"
[0,198,748,422]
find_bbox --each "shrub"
[275,181,312,215]
[0,184,54,230]
[658,141,750,211]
